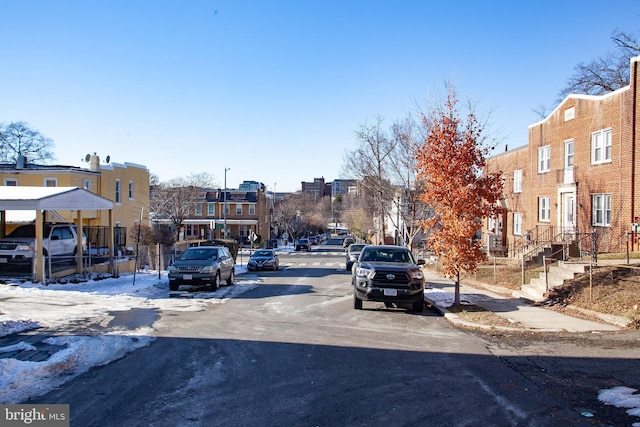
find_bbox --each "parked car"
[295,238,311,251]
[247,249,279,271]
[351,245,425,312]
[0,223,86,265]
[343,237,355,248]
[345,243,368,271]
[168,246,235,292]
[308,236,318,245]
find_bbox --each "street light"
[224,167,230,239]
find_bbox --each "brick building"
[484,56,640,255]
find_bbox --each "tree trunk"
[454,271,461,306]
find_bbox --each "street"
[29,243,640,426]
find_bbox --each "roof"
[0,186,114,211]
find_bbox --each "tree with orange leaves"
[415,85,504,305]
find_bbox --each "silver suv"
[0,223,85,265]
[168,246,235,291]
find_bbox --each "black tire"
[210,273,220,291]
[169,282,179,291]
[412,300,424,313]
[353,294,363,310]
[226,269,234,286]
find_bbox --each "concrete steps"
[515,261,588,302]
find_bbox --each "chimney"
[89,153,100,172]
[16,156,26,169]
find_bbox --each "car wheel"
[210,273,220,291]
[169,282,179,291]
[226,270,234,286]
[412,300,424,313]
[353,294,362,310]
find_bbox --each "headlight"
[200,265,215,273]
[409,269,424,280]
[168,265,177,272]
[17,244,33,251]
[355,266,373,278]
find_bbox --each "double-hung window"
[513,213,522,236]
[208,203,215,216]
[513,170,522,193]
[591,129,612,165]
[538,196,550,222]
[537,146,550,173]
[592,194,611,226]
[115,180,121,204]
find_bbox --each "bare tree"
[272,192,315,242]
[386,116,434,249]
[149,173,217,240]
[342,117,396,244]
[556,30,639,104]
[0,122,55,164]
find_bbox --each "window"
[82,179,91,191]
[195,203,202,216]
[249,205,256,215]
[224,204,230,215]
[128,181,134,199]
[538,196,551,222]
[564,139,574,168]
[44,178,57,187]
[488,215,501,234]
[4,178,17,186]
[592,194,611,226]
[537,146,550,173]
[513,170,522,193]
[513,213,522,236]
[236,204,243,215]
[115,180,121,203]
[208,203,215,216]
[591,129,612,165]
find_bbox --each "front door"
[562,193,576,236]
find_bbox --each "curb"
[424,297,552,333]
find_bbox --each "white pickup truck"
[0,223,85,264]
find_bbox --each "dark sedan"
[247,249,280,271]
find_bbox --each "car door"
[219,248,233,278]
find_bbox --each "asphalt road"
[31,243,640,426]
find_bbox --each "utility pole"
[224,167,230,239]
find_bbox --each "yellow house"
[0,154,149,235]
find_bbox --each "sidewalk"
[421,269,626,333]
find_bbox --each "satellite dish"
[105,155,110,163]
[85,153,91,162]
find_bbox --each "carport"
[0,186,114,282]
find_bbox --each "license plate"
[383,288,397,296]
[182,274,192,280]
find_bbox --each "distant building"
[301,177,331,199]
[332,179,357,197]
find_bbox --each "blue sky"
[1,1,638,192]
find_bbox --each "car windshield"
[361,248,414,263]
[181,248,218,260]
[253,250,272,257]
[350,244,366,253]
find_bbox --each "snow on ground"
[0,262,257,404]
[1,247,639,424]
